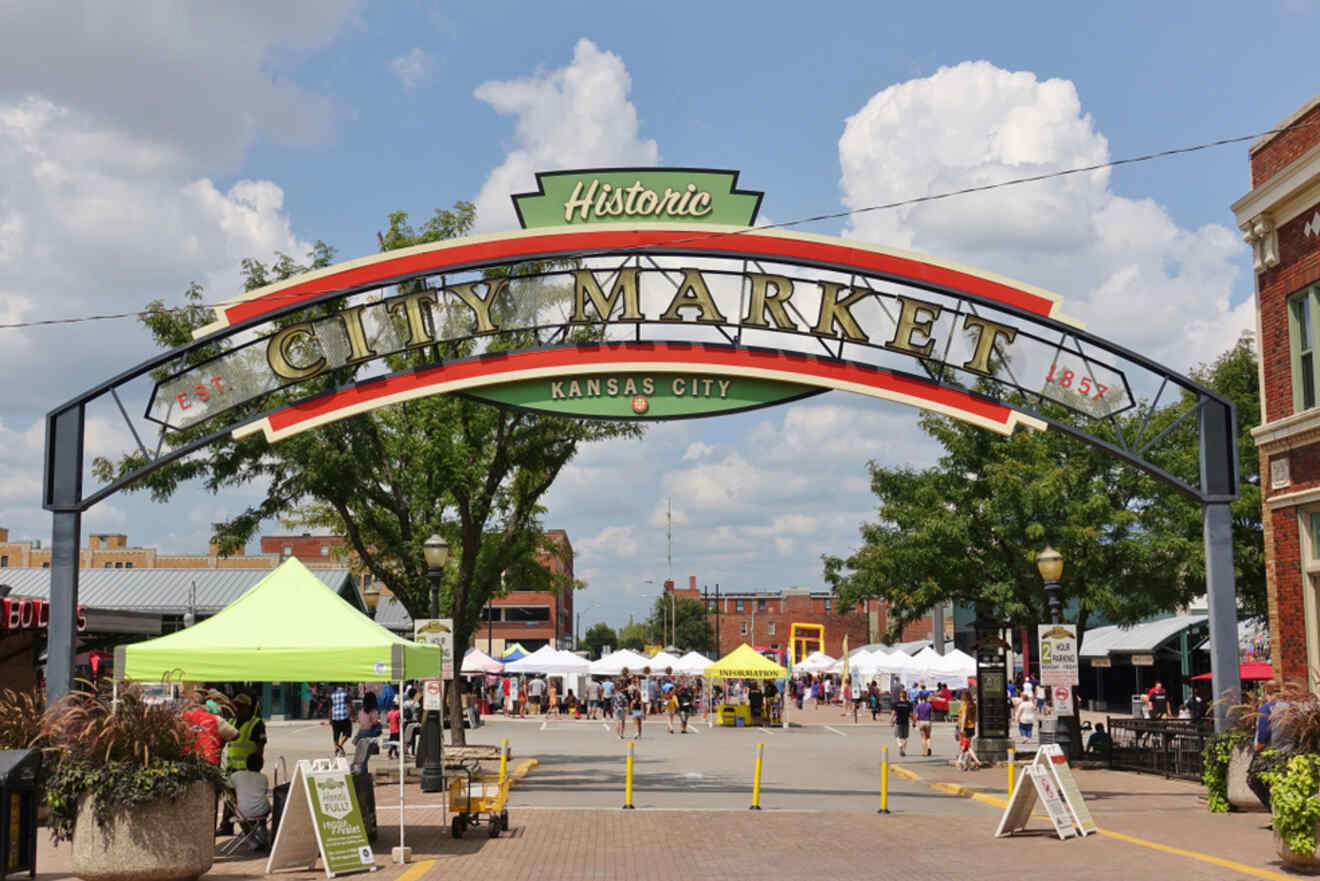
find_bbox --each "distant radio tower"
[667,497,673,580]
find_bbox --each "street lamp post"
[1035,546,1076,758]
[420,534,449,793]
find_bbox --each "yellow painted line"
[1095,828,1295,881]
[394,858,437,881]
[910,767,1292,881]
[888,765,920,781]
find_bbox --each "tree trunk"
[1070,606,1089,759]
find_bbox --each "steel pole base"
[749,805,761,811]
[974,736,1012,764]
[621,804,635,810]
[419,717,445,793]
[877,809,890,815]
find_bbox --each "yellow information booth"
[704,644,788,727]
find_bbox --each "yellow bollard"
[623,741,635,809]
[1007,747,1016,798]
[878,744,890,814]
[499,738,509,783]
[749,742,765,810]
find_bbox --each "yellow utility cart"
[448,764,511,838]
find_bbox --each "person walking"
[528,675,545,715]
[546,680,560,719]
[677,679,694,733]
[630,680,645,738]
[1248,683,1291,814]
[913,692,935,756]
[956,689,977,743]
[1015,694,1036,742]
[891,689,913,756]
[868,682,881,721]
[665,685,679,734]
[612,677,629,739]
[586,677,602,720]
[328,684,351,757]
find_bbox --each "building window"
[321,544,330,556]
[283,545,293,557]
[824,598,832,613]
[104,562,112,568]
[124,562,132,569]
[707,599,715,610]
[740,621,748,636]
[1291,286,1320,411]
[736,600,744,612]
[767,621,776,636]
[0,555,7,567]
[757,598,766,610]
[114,562,123,568]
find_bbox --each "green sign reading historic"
[464,372,818,420]
[512,168,762,228]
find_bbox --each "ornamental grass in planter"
[42,684,227,881]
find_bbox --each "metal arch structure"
[42,221,1243,729]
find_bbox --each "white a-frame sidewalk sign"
[267,758,378,877]
[994,744,1096,840]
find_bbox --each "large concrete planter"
[1276,825,1320,874]
[71,779,215,881]
[1227,743,1267,812]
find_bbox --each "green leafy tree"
[617,621,649,652]
[580,623,618,660]
[823,335,1264,751]
[93,204,641,743]
[645,596,712,653]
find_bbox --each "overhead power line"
[2,119,1315,333]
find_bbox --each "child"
[386,703,401,759]
[957,734,983,771]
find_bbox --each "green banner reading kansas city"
[512,169,762,228]
[465,372,816,420]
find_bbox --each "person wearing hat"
[217,692,266,836]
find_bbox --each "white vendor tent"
[460,647,504,675]
[675,651,713,675]
[648,651,684,672]
[795,651,836,673]
[505,646,589,675]
[589,648,651,676]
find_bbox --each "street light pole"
[1036,546,1076,758]
[421,534,449,793]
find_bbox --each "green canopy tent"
[114,557,442,861]
[114,557,442,682]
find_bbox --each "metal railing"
[1106,716,1213,781]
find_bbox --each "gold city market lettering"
[549,376,733,400]
[260,271,1017,383]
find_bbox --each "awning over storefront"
[1191,661,1272,682]
[1079,614,1208,660]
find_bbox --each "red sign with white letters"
[1,597,87,632]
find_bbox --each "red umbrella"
[1191,661,1273,682]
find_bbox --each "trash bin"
[1131,695,1146,719]
[0,749,42,879]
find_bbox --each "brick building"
[664,577,945,658]
[0,528,322,572]
[474,529,575,653]
[1233,93,1320,688]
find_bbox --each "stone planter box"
[1227,743,1267,812]
[72,779,215,881]
[1276,827,1320,875]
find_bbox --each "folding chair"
[218,794,269,855]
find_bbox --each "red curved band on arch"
[213,227,1064,331]
[241,343,1038,443]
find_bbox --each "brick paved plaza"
[32,717,1291,880]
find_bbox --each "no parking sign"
[1053,685,1073,715]
[423,679,443,711]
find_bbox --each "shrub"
[41,684,226,843]
[1273,754,1320,856]
[1202,730,1249,812]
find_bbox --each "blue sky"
[1,1,1317,633]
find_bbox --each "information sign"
[1036,744,1097,835]
[422,679,443,712]
[414,618,454,678]
[266,759,376,877]
[1038,624,1078,687]
[994,765,1077,840]
[975,641,1009,738]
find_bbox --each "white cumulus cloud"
[471,38,659,231]
[390,49,432,89]
[838,60,1249,372]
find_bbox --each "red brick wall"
[1256,200,1320,422]
[1269,510,1309,684]
[1251,102,1320,187]
[707,594,869,657]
